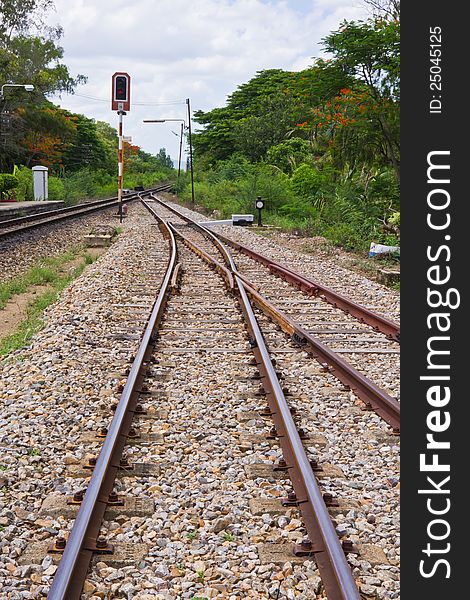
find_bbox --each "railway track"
[7,195,399,599]
[0,184,172,240]
[147,194,400,429]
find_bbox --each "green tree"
[266,138,311,174]
[155,148,173,169]
[63,114,107,172]
[0,173,18,198]
[322,19,400,179]
[95,120,118,173]
[193,64,350,166]
[0,0,85,170]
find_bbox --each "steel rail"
[149,194,400,430]
[0,184,172,240]
[168,222,361,600]
[47,197,177,600]
[147,194,399,342]
[210,232,400,343]
[244,283,400,431]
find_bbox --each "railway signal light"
[111,72,131,112]
[115,76,127,100]
[112,72,131,222]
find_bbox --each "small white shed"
[32,166,48,200]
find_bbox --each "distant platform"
[0,201,65,221]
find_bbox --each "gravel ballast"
[0,199,399,599]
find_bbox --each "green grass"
[196,570,205,583]
[0,250,82,310]
[0,250,98,357]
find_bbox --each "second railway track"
[0,184,172,241]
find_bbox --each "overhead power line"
[70,93,186,107]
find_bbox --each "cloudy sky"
[48,0,369,164]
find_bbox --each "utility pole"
[143,118,186,192]
[186,98,196,208]
[177,122,184,185]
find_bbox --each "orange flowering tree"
[16,104,77,171]
[322,18,400,179]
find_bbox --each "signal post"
[111,72,131,222]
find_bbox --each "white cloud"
[49,0,368,161]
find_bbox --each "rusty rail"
[47,197,177,600]
[244,283,400,431]
[149,194,400,430]
[170,222,361,600]
[148,194,399,342]
[214,233,400,343]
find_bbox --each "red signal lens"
[115,76,127,101]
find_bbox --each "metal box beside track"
[232,214,254,226]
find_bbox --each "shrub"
[48,177,65,201]
[291,164,333,199]
[266,138,311,174]
[0,174,19,199]
[14,166,34,200]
